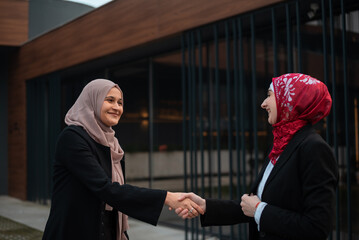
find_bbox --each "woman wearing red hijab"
[177,73,338,240]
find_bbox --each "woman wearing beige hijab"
[42,79,203,240]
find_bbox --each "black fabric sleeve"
[56,128,167,226]
[200,198,251,226]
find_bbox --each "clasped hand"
[165,192,205,218]
[168,192,260,219]
[167,192,206,219]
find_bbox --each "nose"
[112,102,121,110]
[261,99,267,109]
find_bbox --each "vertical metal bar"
[206,41,213,200]
[225,20,233,199]
[26,80,34,201]
[319,14,332,240]
[181,33,189,240]
[238,17,247,240]
[206,40,215,237]
[197,29,204,197]
[225,20,234,239]
[329,1,340,239]
[286,3,293,73]
[42,80,49,204]
[321,0,329,85]
[191,31,199,240]
[36,80,42,201]
[295,1,302,72]
[341,0,352,238]
[191,31,198,193]
[148,58,154,189]
[196,29,206,240]
[251,14,258,175]
[272,8,278,77]
[214,24,223,239]
[48,76,61,200]
[233,18,240,195]
[187,32,193,195]
[233,18,241,240]
[188,31,195,239]
[321,0,331,144]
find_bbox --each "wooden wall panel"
[7,68,27,199]
[8,0,283,199]
[11,0,283,81]
[0,1,28,46]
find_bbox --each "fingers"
[171,192,206,219]
[181,199,199,216]
[175,208,189,219]
[191,201,205,215]
[175,207,184,214]
[173,199,200,219]
[177,192,192,201]
[240,193,260,217]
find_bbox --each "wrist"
[165,191,173,206]
[201,199,207,212]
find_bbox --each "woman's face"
[100,87,123,127]
[261,90,277,125]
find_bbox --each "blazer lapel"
[250,160,269,193]
[261,125,313,193]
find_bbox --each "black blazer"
[201,125,338,240]
[42,125,167,240]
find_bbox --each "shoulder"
[299,127,332,153]
[58,125,91,141]
[56,125,96,150]
[60,125,87,137]
[297,126,337,171]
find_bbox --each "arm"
[56,129,165,225]
[176,192,250,226]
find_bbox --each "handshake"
[165,192,261,219]
[165,192,206,219]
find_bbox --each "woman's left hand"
[240,194,261,217]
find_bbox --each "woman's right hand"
[175,192,206,219]
[165,192,204,218]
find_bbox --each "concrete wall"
[126,150,264,192]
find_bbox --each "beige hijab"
[65,79,129,240]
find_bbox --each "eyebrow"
[105,96,121,99]
[105,96,123,101]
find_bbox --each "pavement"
[0,195,189,240]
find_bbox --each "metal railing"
[25,0,358,239]
[181,0,358,239]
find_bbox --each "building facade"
[1,0,358,239]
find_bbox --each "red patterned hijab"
[268,73,332,165]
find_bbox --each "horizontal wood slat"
[11,0,283,81]
[7,0,283,200]
[0,1,28,46]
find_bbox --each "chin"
[111,121,120,126]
